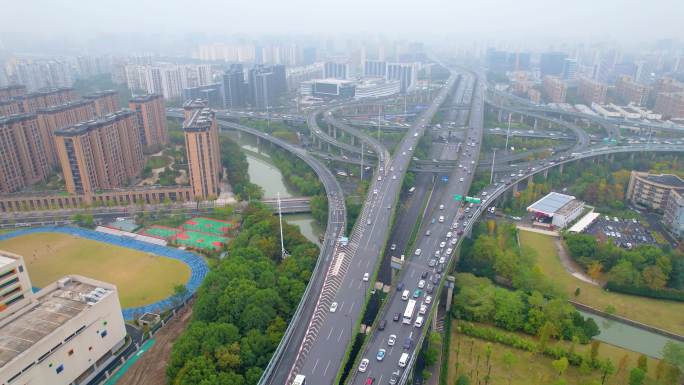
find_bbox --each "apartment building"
[36,100,96,166]
[627,171,684,211]
[577,77,608,105]
[0,85,26,101]
[542,76,567,103]
[129,94,168,151]
[0,114,51,192]
[83,90,119,116]
[615,75,650,106]
[183,101,220,199]
[54,110,144,195]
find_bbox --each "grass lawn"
[518,229,684,336]
[447,320,661,385]
[146,155,172,169]
[0,232,191,308]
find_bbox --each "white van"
[399,353,410,368]
[401,290,410,301]
[414,316,424,328]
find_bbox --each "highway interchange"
[169,65,684,385]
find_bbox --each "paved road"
[286,74,459,385]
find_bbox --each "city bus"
[292,374,306,385]
[403,299,417,324]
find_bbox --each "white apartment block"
[125,64,214,100]
[0,251,126,385]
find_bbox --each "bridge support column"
[256,136,260,148]
[498,110,504,123]
[445,276,455,312]
[512,182,519,194]
[543,168,549,179]
[351,136,355,146]
[630,153,635,160]
[520,114,525,124]
[559,163,564,174]
[527,175,533,185]
[534,118,539,129]
[333,125,337,139]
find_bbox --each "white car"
[459,177,464,182]
[363,272,369,281]
[446,231,452,238]
[439,256,446,264]
[439,241,446,248]
[425,295,432,304]
[414,248,422,256]
[392,175,397,180]
[450,238,458,245]
[359,358,369,372]
[419,304,427,315]
[446,247,453,255]
[330,302,338,313]
[438,216,445,223]
[439,204,445,210]
[378,176,382,181]
[418,279,426,289]
[388,334,397,346]
[414,132,418,137]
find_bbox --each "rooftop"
[84,90,117,99]
[129,94,162,103]
[184,107,215,132]
[643,173,684,188]
[36,99,92,114]
[55,109,134,136]
[0,276,112,367]
[527,192,577,216]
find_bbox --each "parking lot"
[584,215,656,249]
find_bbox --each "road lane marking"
[323,360,331,377]
[312,358,319,374]
[337,328,344,342]
[327,327,334,340]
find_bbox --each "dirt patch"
[117,303,193,385]
[554,238,602,286]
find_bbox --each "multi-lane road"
[284,74,459,385]
[347,70,484,385]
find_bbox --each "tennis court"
[140,226,182,239]
[174,230,227,250]
[181,217,234,235]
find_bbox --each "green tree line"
[167,203,320,385]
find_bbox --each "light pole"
[490,148,497,184]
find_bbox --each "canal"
[234,135,324,245]
[579,310,675,359]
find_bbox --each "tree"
[628,367,645,385]
[662,341,684,382]
[642,265,669,290]
[636,354,647,373]
[587,261,603,281]
[590,340,601,362]
[600,359,615,385]
[552,357,569,377]
[455,374,470,385]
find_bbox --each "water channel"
[234,135,323,245]
[578,310,675,359]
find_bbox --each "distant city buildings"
[248,65,287,109]
[577,77,608,105]
[654,91,684,119]
[561,58,578,80]
[286,63,324,94]
[124,64,213,100]
[542,76,567,103]
[182,83,224,109]
[615,75,650,106]
[364,60,387,78]
[222,64,248,109]
[485,49,531,72]
[300,79,355,98]
[323,62,350,80]
[539,52,567,77]
[354,78,401,99]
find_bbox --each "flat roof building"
[627,171,684,211]
[354,78,401,99]
[83,90,119,117]
[664,190,684,239]
[0,253,126,385]
[542,76,567,103]
[654,91,684,119]
[36,100,97,166]
[129,94,168,151]
[14,88,76,114]
[300,79,355,99]
[577,77,608,105]
[615,75,650,106]
[527,192,585,229]
[0,114,51,192]
[184,102,221,199]
[54,110,144,195]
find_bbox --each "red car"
[365,377,375,385]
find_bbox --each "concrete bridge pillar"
[333,125,337,139]
[527,175,533,185]
[512,182,519,194]
[534,118,539,129]
[520,114,525,124]
[498,110,504,123]
[543,168,549,179]
[559,163,564,174]
[351,136,355,146]
[446,276,455,311]
[256,136,261,148]
[327,143,331,152]
[630,153,635,160]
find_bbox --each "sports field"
[0,232,191,308]
[181,217,234,235]
[519,229,684,336]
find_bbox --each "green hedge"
[605,282,684,302]
[457,322,592,368]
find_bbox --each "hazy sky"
[1,0,683,46]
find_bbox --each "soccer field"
[0,232,191,308]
